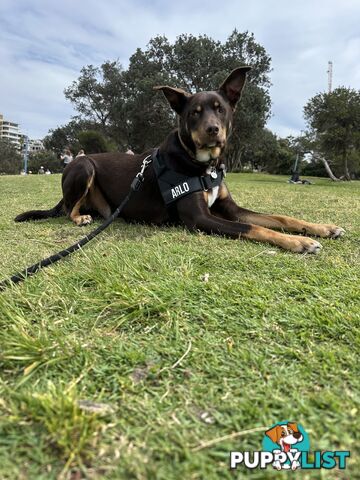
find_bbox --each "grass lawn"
[0,172,359,479]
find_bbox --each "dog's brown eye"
[288,429,293,434]
[281,431,286,436]
[191,110,200,117]
[217,106,224,114]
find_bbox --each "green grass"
[0,172,359,479]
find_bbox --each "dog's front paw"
[309,224,345,239]
[324,225,345,239]
[288,236,323,254]
[74,215,93,226]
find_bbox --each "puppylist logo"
[230,421,350,471]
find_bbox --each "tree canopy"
[304,87,360,180]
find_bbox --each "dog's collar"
[177,131,219,167]
[178,131,197,160]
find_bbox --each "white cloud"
[0,0,359,139]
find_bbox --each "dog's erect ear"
[154,86,190,114]
[287,422,299,433]
[219,66,251,109]
[265,425,282,444]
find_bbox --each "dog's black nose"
[293,432,302,439]
[206,125,219,136]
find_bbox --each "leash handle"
[0,152,155,292]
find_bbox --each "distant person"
[288,172,312,185]
[45,169,51,175]
[76,149,85,157]
[60,149,73,168]
[38,166,45,174]
[290,172,300,183]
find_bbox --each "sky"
[0,0,359,140]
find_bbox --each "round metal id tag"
[210,171,218,179]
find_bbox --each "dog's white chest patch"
[205,167,219,208]
[207,186,219,208]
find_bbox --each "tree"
[77,130,109,153]
[64,62,126,133]
[43,119,108,155]
[121,40,176,151]
[304,87,360,180]
[241,128,278,171]
[0,139,22,174]
[43,120,83,155]
[293,132,339,181]
[241,130,301,175]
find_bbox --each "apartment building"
[0,113,22,149]
[28,139,45,153]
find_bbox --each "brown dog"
[15,67,345,253]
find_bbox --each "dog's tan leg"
[69,202,93,226]
[239,212,345,239]
[88,185,111,219]
[180,196,322,253]
[212,188,345,239]
[69,172,94,226]
[242,224,323,253]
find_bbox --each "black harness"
[152,148,225,206]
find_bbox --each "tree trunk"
[226,145,242,172]
[343,150,351,180]
[319,156,341,181]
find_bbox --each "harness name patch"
[171,182,190,199]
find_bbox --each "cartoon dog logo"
[265,422,303,470]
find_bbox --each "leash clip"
[139,153,153,174]
[131,153,154,191]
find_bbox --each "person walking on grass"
[60,149,73,169]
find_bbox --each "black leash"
[0,152,154,292]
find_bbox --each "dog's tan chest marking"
[204,166,221,207]
[207,186,219,208]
